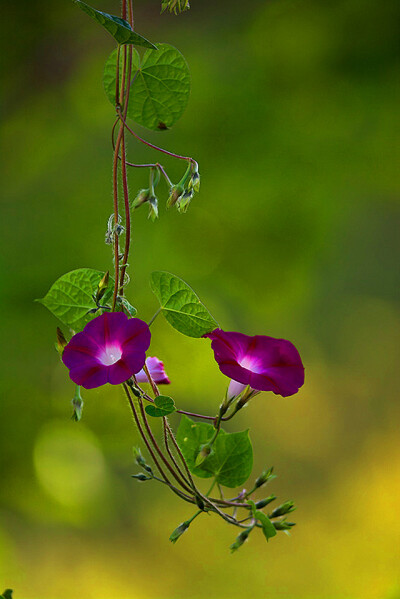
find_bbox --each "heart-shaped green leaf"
[145,395,176,417]
[176,416,253,488]
[103,43,190,130]
[37,268,113,331]
[74,0,156,48]
[150,271,218,338]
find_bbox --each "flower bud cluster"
[131,161,200,220]
[169,160,200,214]
[255,467,276,489]
[161,0,190,14]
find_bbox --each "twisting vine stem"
[46,0,300,551]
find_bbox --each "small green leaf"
[1,591,13,599]
[145,395,176,417]
[150,271,218,338]
[37,268,113,331]
[73,0,156,48]
[117,296,137,317]
[103,43,190,130]
[176,416,253,488]
[249,500,277,542]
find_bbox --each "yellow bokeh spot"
[34,421,107,508]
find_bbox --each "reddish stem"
[118,109,193,162]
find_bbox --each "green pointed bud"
[195,495,205,511]
[131,473,152,482]
[55,327,68,356]
[133,447,153,474]
[148,196,159,221]
[169,520,190,543]
[255,495,277,509]
[131,188,150,209]
[161,0,190,14]
[190,171,201,193]
[269,501,296,518]
[255,467,276,489]
[195,443,211,467]
[177,189,193,214]
[230,526,252,553]
[273,519,296,531]
[95,270,110,302]
[166,184,184,208]
[71,385,84,422]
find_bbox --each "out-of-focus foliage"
[0,0,399,597]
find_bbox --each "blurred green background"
[1,0,399,597]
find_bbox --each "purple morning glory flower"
[204,329,304,398]
[136,356,171,385]
[62,312,151,389]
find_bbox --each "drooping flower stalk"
[40,0,304,550]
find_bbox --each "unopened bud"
[133,447,153,473]
[255,495,277,509]
[131,473,152,482]
[177,189,193,213]
[169,520,190,543]
[55,327,68,355]
[255,467,276,489]
[131,188,150,209]
[195,444,211,467]
[230,526,252,553]
[71,386,84,422]
[195,495,205,511]
[273,519,296,531]
[148,196,159,221]
[269,501,295,518]
[95,271,109,302]
[189,171,200,193]
[167,184,184,208]
[161,0,190,14]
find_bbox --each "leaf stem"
[117,108,194,162]
[148,307,162,327]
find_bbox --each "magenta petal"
[108,359,134,385]
[62,332,101,368]
[62,312,152,390]
[204,328,304,398]
[136,356,171,384]
[118,318,151,352]
[217,360,252,387]
[121,350,147,376]
[251,366,304,397]
[83,311,129,346]
[204,329,249,362]
[68,363,108,389]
